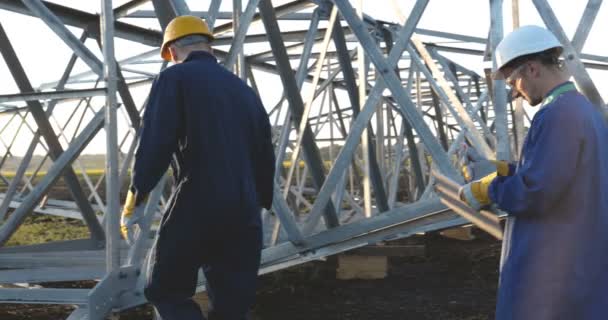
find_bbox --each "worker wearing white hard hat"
[459,25,608,320]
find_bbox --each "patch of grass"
[282,160,333,169]
[4,215,89,247]
[1,170,107,180]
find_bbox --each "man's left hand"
[120,190,147,245]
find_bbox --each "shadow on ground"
[0,231,500,320]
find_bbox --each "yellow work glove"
[492,160,511,177]
[459,172,497,210]
[457,144,512,182]
[120,190,147,245]
[461,159,511,182]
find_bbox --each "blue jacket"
[131,51,275,228]
[490,82,608,319]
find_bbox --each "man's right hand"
[120,190,147,245]
[462,159,512,182]
[458,145,512,182]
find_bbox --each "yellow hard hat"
[161,15,214,61]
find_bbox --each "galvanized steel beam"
[301,0,434,235]
[332,12,389,212]
[331,0,458,179]
[571,0,603,53]
[0,23,105,244]
[258,0,340,229]
[101,0,121,272]
[0,109,105,247]
[532,0,606,113]
[0,88,106,104]
[489,0,510,161]
[114,0,151,19]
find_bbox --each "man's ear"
[528,61,542,79]
[168,46,178,62]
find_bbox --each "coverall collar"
[541,81,576,108]
[183,50,217,63]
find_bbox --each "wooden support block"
[337,255,388,280]
[440,226,476,241]
[346,244,425,257]
[193,291,210,313]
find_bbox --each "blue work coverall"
[489,82,608,320]
[130,51,275,319]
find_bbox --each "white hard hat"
[493,25,563,79]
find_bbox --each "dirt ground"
[0,231,501,320]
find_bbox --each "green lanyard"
[541,82,577,108]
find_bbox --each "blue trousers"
[144,221,262,320]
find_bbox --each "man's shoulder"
[156,61,261,103]
[537,91,598,133]
[549,91,596,119]
[158,57,221,74]
[156,64,183,81]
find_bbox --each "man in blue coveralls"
[119,16,275,319]
[460,25,608,319]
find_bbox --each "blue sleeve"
[131,72,182,194]
[507,163,517,176]
[489,104,583,216]
[254,98,275,210]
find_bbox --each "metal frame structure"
[0,0,605,319]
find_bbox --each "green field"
[5,215,89,247]
[0,169,106,247]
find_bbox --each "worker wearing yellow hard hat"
[160,15,215,61]
[120,15,274,320]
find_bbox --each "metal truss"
[0,0,605,319]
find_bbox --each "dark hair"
[503,47,563,70]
